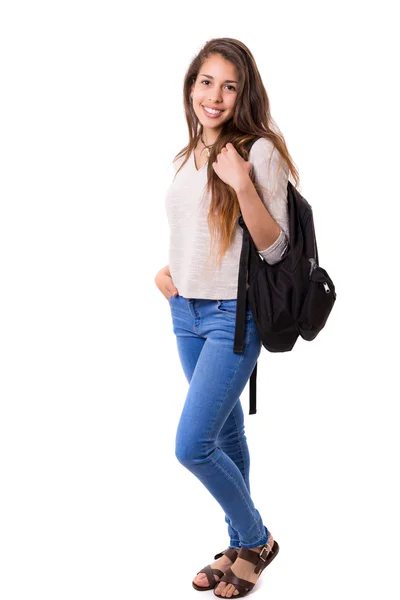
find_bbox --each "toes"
[194,573,209,587]
[215,582,226,596]
[224,584,234,598]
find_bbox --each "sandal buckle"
[253,545,270,574]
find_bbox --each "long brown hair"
[172,37,300,270]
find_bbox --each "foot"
[214,532,274,598]
[193,549,239,588]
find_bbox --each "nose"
[207,92,223,103]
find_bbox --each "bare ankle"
[249,531,274,553]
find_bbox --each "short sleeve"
[248,137,290,264]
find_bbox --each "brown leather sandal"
[192,547,239,591]
[213,539,279,597]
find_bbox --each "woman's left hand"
[212,143,252,193]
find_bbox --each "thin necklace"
[200,133,213,158]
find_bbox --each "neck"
[201,127,221,146]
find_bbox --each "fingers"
[156,271,178,301]
[168,288,179,300]
[167,285,179,301]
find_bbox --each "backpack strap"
[232,136,262,415]
[249,362,257,415]
[233,214,258,415]
[233,215,250,355]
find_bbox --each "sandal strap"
[238,540,279,575]
[223,547,239,562]
[197,564,224,587]
[219,566,256,595]
[213,547,239,562]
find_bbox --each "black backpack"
[233,140,337,415]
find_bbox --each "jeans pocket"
[217,299,253,319]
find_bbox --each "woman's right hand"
[154,268,179,301]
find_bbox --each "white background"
[1,1,399,599]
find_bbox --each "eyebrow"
[199,73,238,84]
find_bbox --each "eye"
[201,80,236,92]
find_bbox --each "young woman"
[155,38,299,599]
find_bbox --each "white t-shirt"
[164,137,290,299]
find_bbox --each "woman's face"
[190,54,239,139]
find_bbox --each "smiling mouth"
[202,106,225,117]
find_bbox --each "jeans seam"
[232,409,248,490]
[209,451,264,544]
[206,351,244,442]
[206,323,251,442]
[217,299,252,320]
[227,410,248,545]
[206,326,264,542]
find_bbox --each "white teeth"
[204,106,222,115]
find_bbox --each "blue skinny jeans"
[169,294,270,549]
